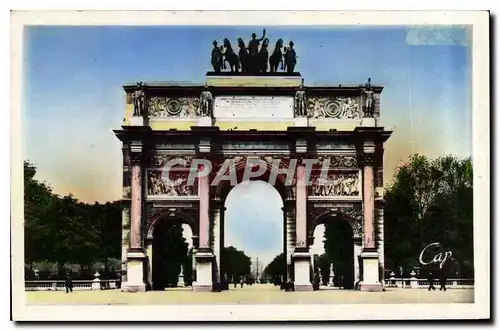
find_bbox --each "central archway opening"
[222,180,284,289]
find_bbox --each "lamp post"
[399,266,403,288]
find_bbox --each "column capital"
[361,154,376,167]
[130,152,143,165]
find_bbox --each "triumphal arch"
[114,35,391,292]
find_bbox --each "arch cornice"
[145,206,199,239]
[211,156,295,201]
[308,202,363,238]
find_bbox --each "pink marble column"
[198,164,210,249]
[363,157,375,248]
[130,162,142,249]
[295,164,307,247]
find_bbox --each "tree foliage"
[221,246,251,281]
[262,253,285,281]
[24,161,122,278]
[384,154,473,277]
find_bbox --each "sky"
[22,25,472,267]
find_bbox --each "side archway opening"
[312,213,358,290]
[149,215,194,291]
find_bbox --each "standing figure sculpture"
[269,39,284,72]
[294,83,307,117]
[237,37,249,73]
[247,28,266,74]
[199,87,213,117]
[363,77,375,117]
[258,38,270,73]
[328,263,335,287]
[283,41,297,73]
[132,82,145,116]
[211,40,224,73]
[222,38,240,73]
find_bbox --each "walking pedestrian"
[427,271,436,291]
[439,270,447,291]
[65,270,73,293]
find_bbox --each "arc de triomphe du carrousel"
[113,33,392,292]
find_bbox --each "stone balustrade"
[384,278,474,289]
[25,279,120,291]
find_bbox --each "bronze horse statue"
[237,37,249,73]
[222,38,240,73]
[269,39,284,73]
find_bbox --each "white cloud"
[406,26,471,47]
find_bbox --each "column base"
[121,249,147,292]
[294,284,314,291]
[292,249,313,291]
[358,282,383,292]
[193,249,214,292]
[359,249,382,292]
[193,284,213,292]
[121,283,147,292]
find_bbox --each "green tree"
[262,253,285,281]
[24,160,124,279]
[384,154,473,276]
[46,195,101,276]
[24,161,56,265]
[221,246,251,281]
[93,201,123,275]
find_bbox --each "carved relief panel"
[148,97,200,117]
[308,154,360,198]
[146,155,198,197]
[307,96,361,119]
[308,171,360,197]
[314,155,358,169]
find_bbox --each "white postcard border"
[10,10,490,321]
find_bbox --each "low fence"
[25,279,120,291]
[26,278,474,291]
[384,278,474,289]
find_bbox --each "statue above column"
[362,78,375,118]
[199,86,213,117]
[132,82,145,117]
[294,80,307,117]
[209,29,298,75]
